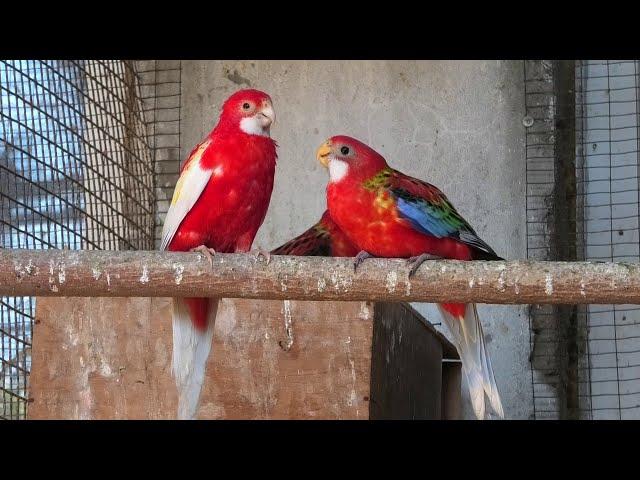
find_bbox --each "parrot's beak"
[258,103,275,128]
[317,142,332,168]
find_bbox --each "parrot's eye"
[340,146,350,155]
[242,102,251,110]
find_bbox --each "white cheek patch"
[240,116,270,137]
[328,159,349,183]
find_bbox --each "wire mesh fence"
[135,60,182,247]
[525,59,640,419]
[0,60,158,419]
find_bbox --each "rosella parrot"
[161,89,277,419]
[317,135,504,419]
[271,210,359,257]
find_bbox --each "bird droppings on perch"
[497,265,507,292]
[545,273,554,296]
[385,271,398,293]
[172,263,184,285]
[3,249,640,304]
[139,265,150,284]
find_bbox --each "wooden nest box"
[29,298,461,419]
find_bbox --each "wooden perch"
[1,248,640,304]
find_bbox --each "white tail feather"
[438,303,504,420]
[171,297,219,420]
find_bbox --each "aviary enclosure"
[1,60,639,419]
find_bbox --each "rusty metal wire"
[526,60,640,419]
[0,60,156,419]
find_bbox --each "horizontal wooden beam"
[1,249,639,304]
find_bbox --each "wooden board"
[29,297,374,419]
[370,302,444,419]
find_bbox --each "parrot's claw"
[251,247,272,265]
[191,245,217,268]
[407,253,441,278]
[353,251,374,273]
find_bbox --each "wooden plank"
[29,297,375,419]
[441,362,462,420]
[369,303,445,420]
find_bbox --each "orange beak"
[316,141,332,168]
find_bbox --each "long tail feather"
[438,303,504,419]
[171,297,219,419]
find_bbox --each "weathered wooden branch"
[1,249,640,304]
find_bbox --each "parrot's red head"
[316,135,388,183]
[217,89,275,137]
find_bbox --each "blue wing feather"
[392,186,499,259]
[396,197,455,238]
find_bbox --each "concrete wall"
[178,60,532,419]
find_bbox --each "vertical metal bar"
[552,59,579,419]
[523,60,536,420]
[605,60,622,419]
[576,60,593,420]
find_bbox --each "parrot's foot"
[353,250,374,273]
[407,253,441,278]
[191,245,217,268]
[251,247,272,265]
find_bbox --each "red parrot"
[317,135,504,419]
[271,210,359,257]
[161,89,277,419]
